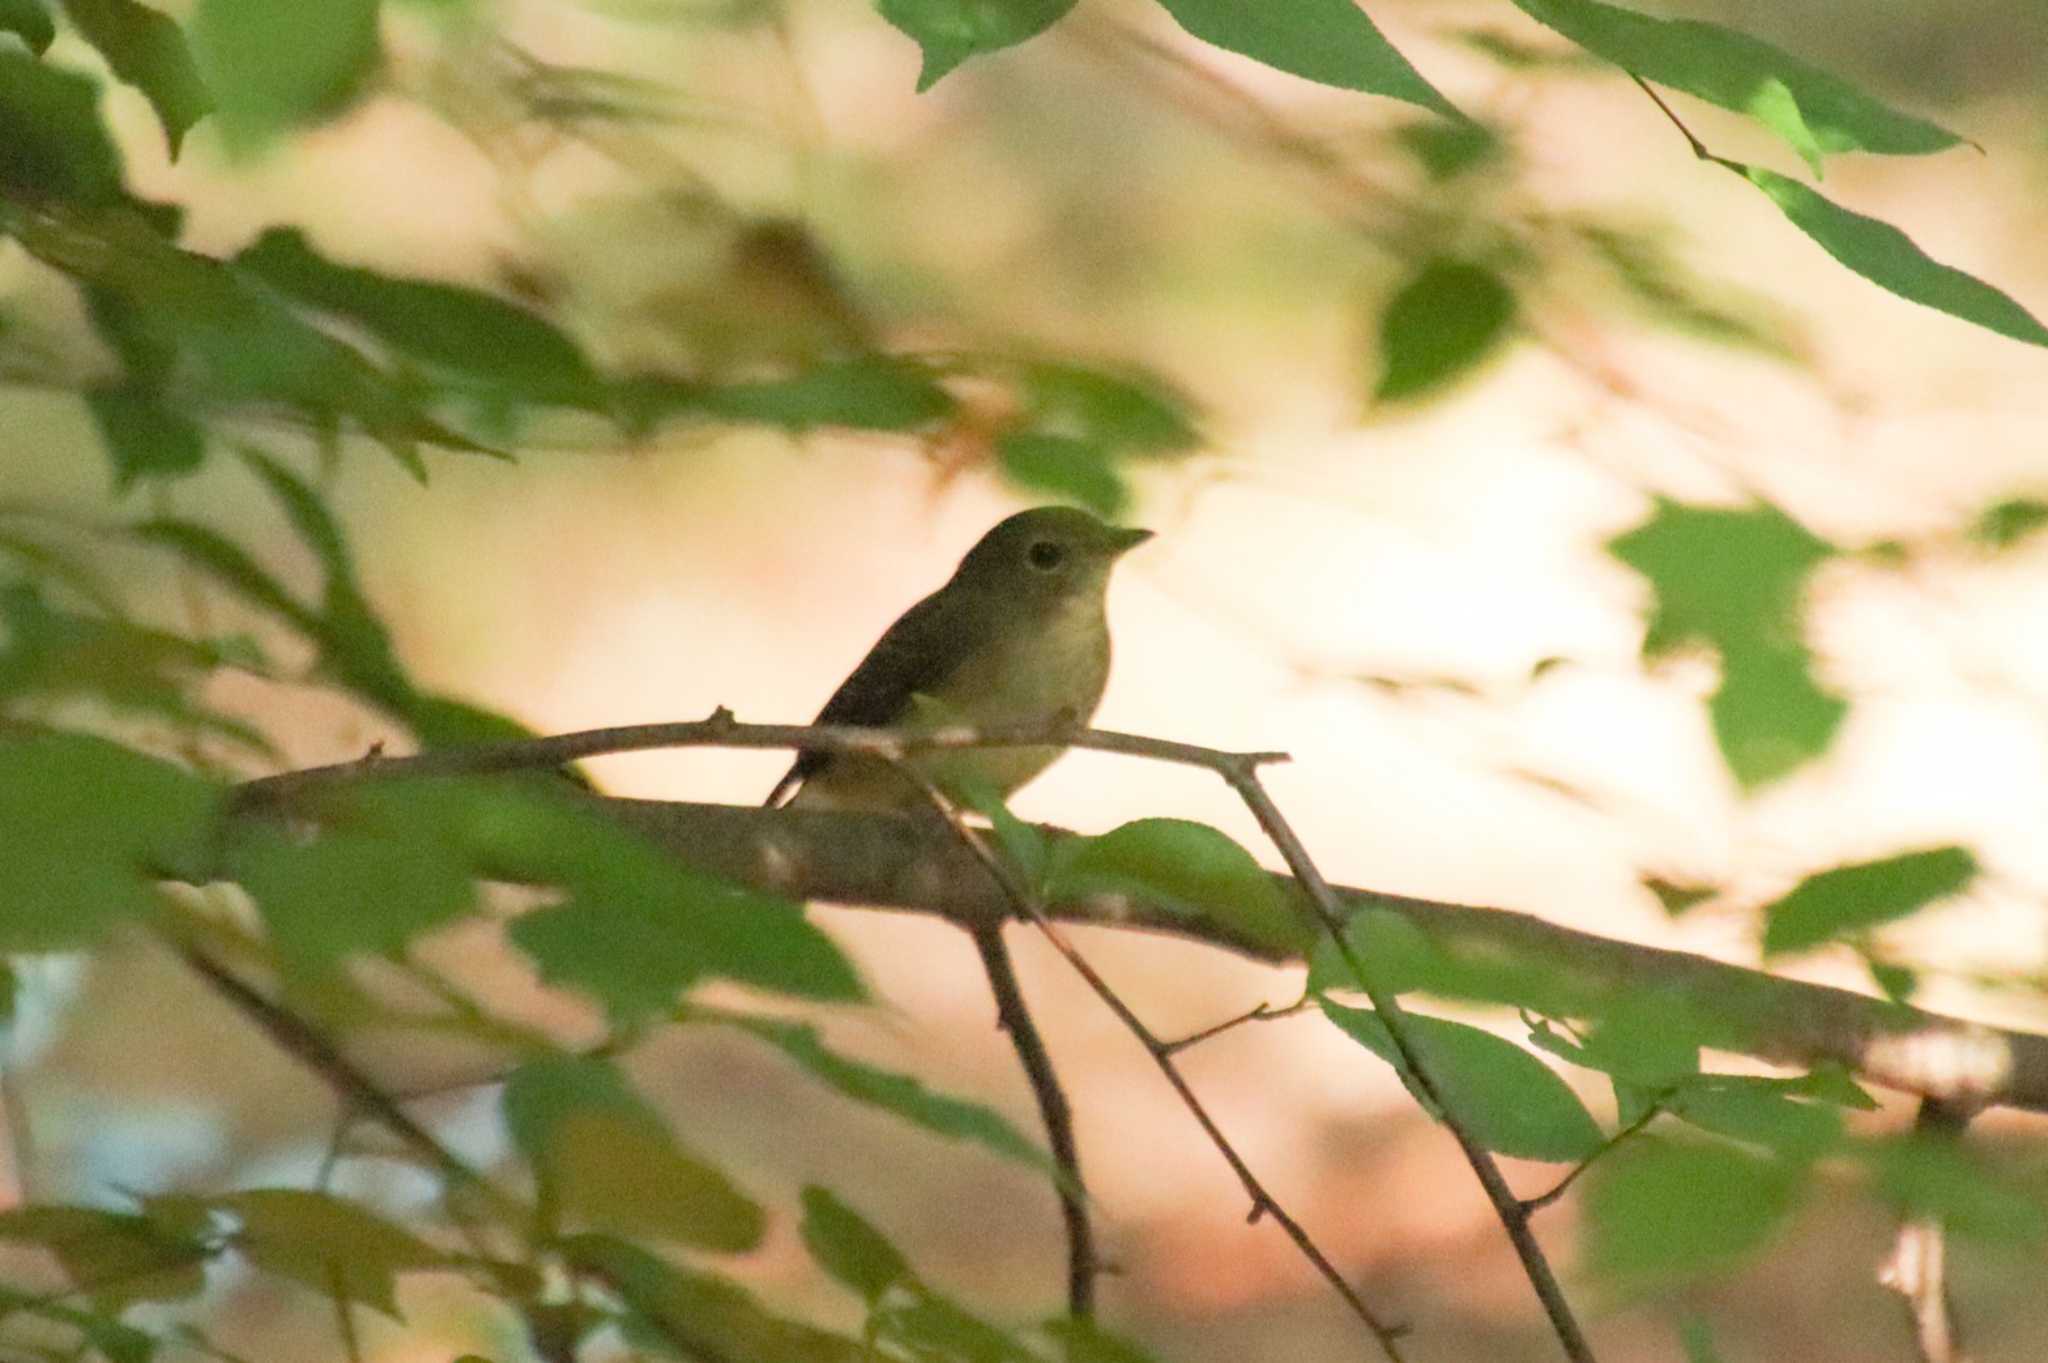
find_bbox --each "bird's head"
[951,506,1152,601]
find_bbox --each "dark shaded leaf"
[0,49,125,204]
[998,431,1128,520]
[1643,876,1716,915]
[1667,1076,1843,1158]
[1862,1135,2048,1245]
[877,1293,1034,1363]
[85,385,206,487]
[1154,0,1459,119]
[0,730,217,951]
[695,1009,1052,1172]
[876,0,1075,90]
[1374,258,1517,402]
[1761,845,1977,956]
[1394,118,1501,180]
[1726,160,2048,348]
[1047,818,1311,954]
[1585,1137,1801,1288]
[1511,0,1960,165]
[236,227,606,411]
[61,0,212,156]
[503,1056,764,1249]
[0,0,54,54]
[0,1206,208,1306]
[214,1189,442,1317]
[562,1234,869,1363]
[799,1187,909,1304]
[190,0,378,147]
[1042,1318,1163,1363]
[1321,1000,1603,1161]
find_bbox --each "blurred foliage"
[1,0,2047,1360]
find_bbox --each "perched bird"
[765,506,1152,812]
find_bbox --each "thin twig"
[1629,75,1709,161]
[1217,760,1596,1363]
[1880,1099,1974,1363]
[965,921,1096,1318]
[1519,1098,1669,1217]
[1160,999,1308,1056]
[891,767,1409,1361]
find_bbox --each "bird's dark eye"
[1027,539,1066,571]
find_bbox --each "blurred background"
[4,0,2048,1358]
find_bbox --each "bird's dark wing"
[764,586,982,806]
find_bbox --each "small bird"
[765,506,1152,812]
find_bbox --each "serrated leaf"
[1047,818,1311,954]
[1320,1000,1603,1161]
[1609,499,1842,788]
[228,826,475,969]
[235,227,606,412]
[61,0,212,156]
[998,431,1128,520]
[1724,160,2048,348]
[85,386,206,487]
[0,49,125,204]
[0,731,217,951]
[799,1186,910,1304]
[696,1011,1053,1173]
[1969,497,2048,549]
[213,1189,441,1317]
[0,1206,209,1306]
[190,0,378,148]
[562,1233,869,1363]
[503,1056,764,1250]
[1154,0,1459,120]
[1585,1137,1802,1288]
[1,0,54,54]
[1374,258,1517,402]
[876,0,1075,90]
[1761,845,1977,956]
[1511,0,1960,164]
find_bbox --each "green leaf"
[1574,221,1802,358]
[1153,0,1459,120]
[1373,259,1517,402]
[562,1234,870,1363]
[693,357,954,432]
[997,431,1128,520]
[1014,362,1199,454]
[0,0,54,55]
[190,0,379,148]
[799,1186,910,1304]
[1642,876,1716,915]
[1394,118,1502,181]
[503,1056,764,1250]
[1862,1136,2048,1245]
[0,731,217,951]
[694,1010,1054,1173]
[1041,1318,1164,1363]
[1725,161,2048,348]
[1320,1000,1603,1161]
[1609,499,1842,788]
[1510,0,1960,165]
[213,1189,442,1317]
[61,0,213,156]
[1678,1315,1726,1363]
[1584,1137,1802,1288]
[1761,845,1978,956]
[228,826,476,969]
[1048,818,1310,954]
[85,386,206,487]
[876,0,1075,90]
[131,518,321,634]
[235,227,606,412]
[877,1293,1035,1363]
[0,49,125,205]
[1666,1076,1842,1158]
[0,1206,208,1306]
[1969,497,2048,550]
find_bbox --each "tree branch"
[228,718,2048,1119]
[965,919,1097,1320]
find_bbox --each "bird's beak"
[1108,526,1154,555]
